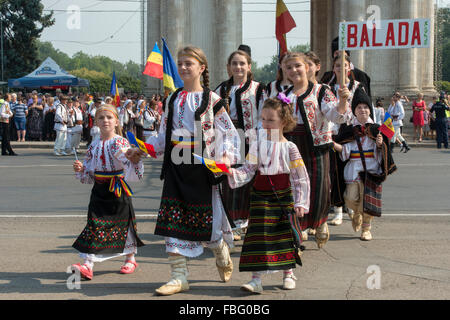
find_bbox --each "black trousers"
[435,118,449,148]
[1,122,14,155]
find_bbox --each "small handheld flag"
[379,112,395,140]
[110,71,121,107]
[127,131,157,158]
[193,154,230,174]
[162,38,184,92]
[73,147,78,162]
[143,42,163,80]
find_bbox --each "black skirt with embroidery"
[155,148,215,242]
[72,181,144,254]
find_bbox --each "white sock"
[83,259,94,270]
[251,272,262,283]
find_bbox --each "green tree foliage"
[36,40,142,92]
[437,7,450,82]
[1,0,54,80]
[252,43,310,85]
[70,68,141,94]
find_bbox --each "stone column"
[364,0,398,97]
[145,0,162,94]
[165,0,185,56]
[421,0,436,96]
[311,0,333,77]
[398,0,419,95]
[216,0,242,84]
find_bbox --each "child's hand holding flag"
[379,112,395,140]
[127,131,157,158]
[193,153,231,175]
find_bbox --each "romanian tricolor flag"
[275,0,297,55]
[193,154,230,174]
[110,71,120,107]
[127,131,157,158]
[379,112,395,140]
[143,42,163,80]
[162,38,184,92]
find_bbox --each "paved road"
[0,147,449,302]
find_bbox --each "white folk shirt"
[387,101,405,127]
[339,119,383,184]
[0,101,12,122]
[228,130,310,212]
[54,103,68,131]
[75,135,144,184]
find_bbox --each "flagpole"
[340,20,346,88]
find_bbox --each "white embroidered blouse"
[76,135,144,184]
[228,130,310,212]
[146,91,241,163]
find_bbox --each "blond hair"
[178,46,210,88]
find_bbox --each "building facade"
[146,0,436,99]
[145,0,242,93]
[311,0,436,98]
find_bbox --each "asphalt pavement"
[0,145,449,303]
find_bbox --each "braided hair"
[223,50,254,113]
[177,46,210,88]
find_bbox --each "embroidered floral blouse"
[146,91,241,163]
[76,135,144,184]
[228,130,310,212]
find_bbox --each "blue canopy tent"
[8,57,89,89]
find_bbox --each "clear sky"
[39,0,311,68]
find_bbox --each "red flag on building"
[275,0,297,54]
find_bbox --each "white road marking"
[0,214,449,218]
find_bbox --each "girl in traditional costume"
[215,49,265,238]
[265,52,293,98]
[226,95,310,294]
[283,52,352,249]
[71,105,145,280]
[333,88,396,240]
[146,46,240,296]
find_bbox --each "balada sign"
[339,18,431,51]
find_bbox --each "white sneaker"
[60,151,68,156]
[54,151,62,156]
[283,274,297,290]
[241,279,263,294]
[301,231,308,241]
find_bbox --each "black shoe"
[401,141,410,153]
[8,152,18,156]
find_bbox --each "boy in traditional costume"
[333,88,397,240]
